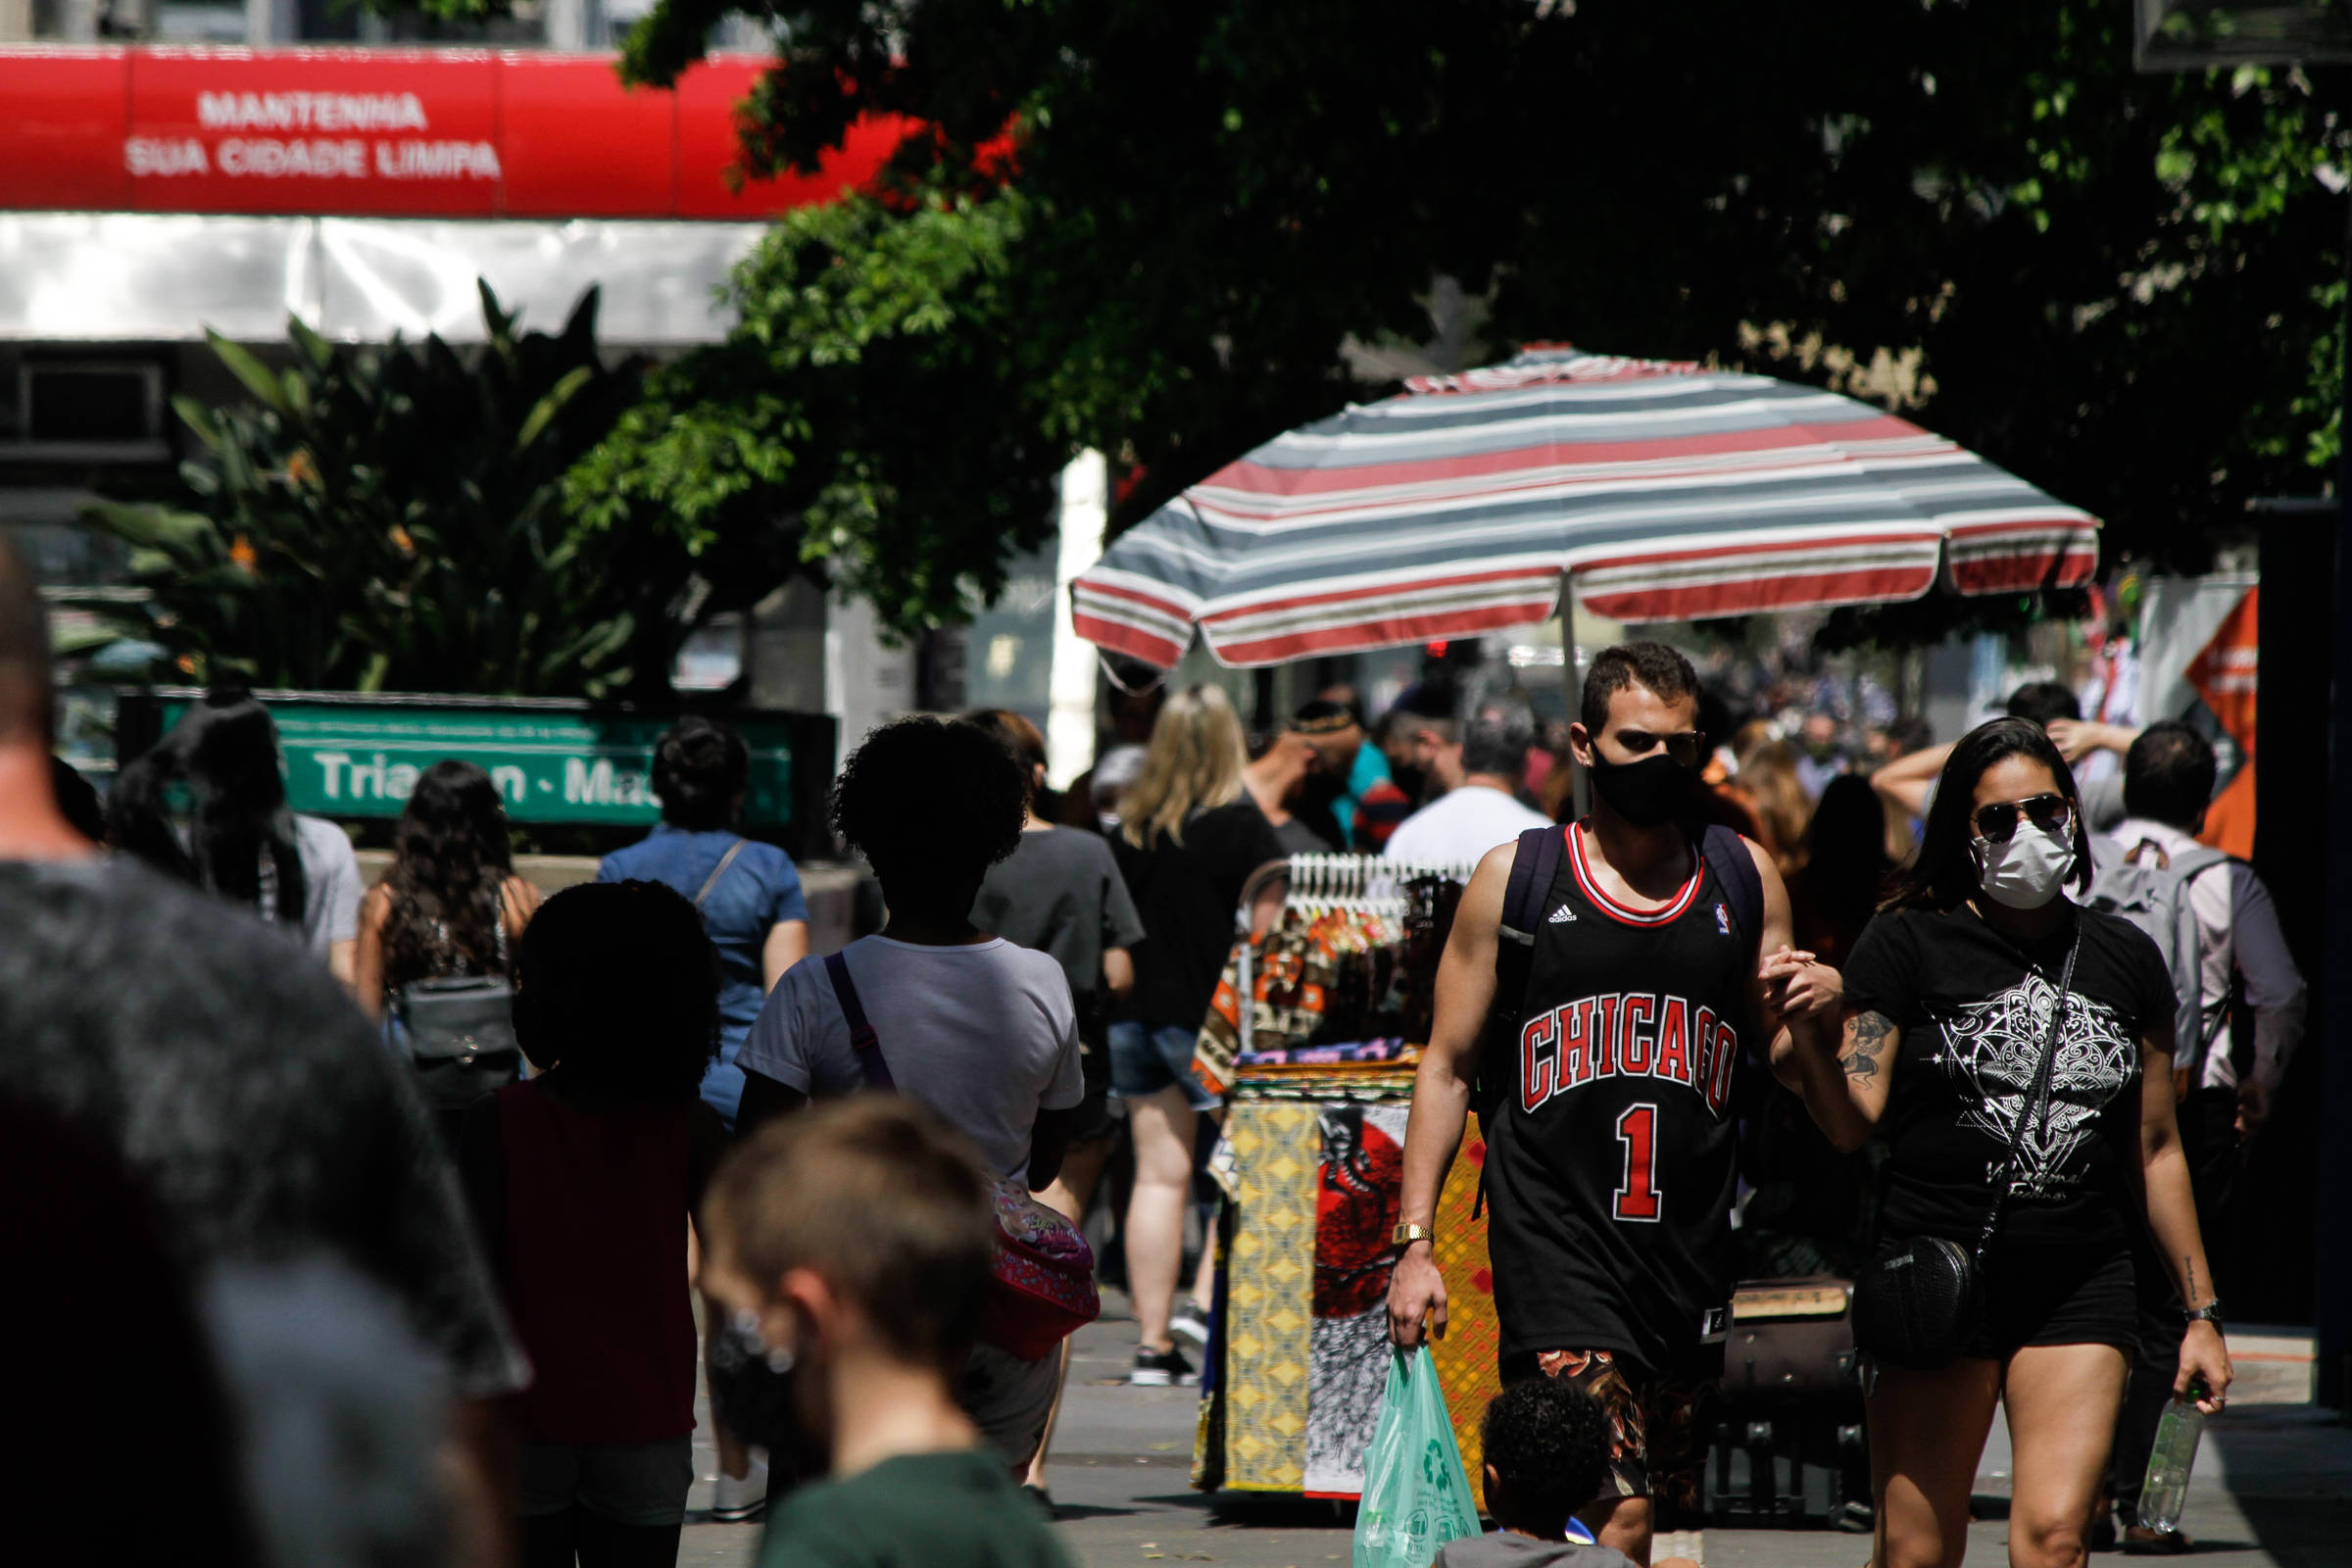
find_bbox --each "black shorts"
[1963,1243,2136,1361]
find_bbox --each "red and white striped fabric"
[1072,346,2099,668]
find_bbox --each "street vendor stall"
[1187,854,1508,1502]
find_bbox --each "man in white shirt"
[1383,707,1551,867]
[2102,720,2304,1549]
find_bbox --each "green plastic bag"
[1353,1345,1479,1568]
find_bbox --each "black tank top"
[1484,823,1751,1374]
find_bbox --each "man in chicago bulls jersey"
[1387,643,1838,1566]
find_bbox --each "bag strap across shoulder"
[823,950,896,1091]
[1974,927,2082,1260]
[694,839,750,909]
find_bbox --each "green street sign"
[120,690,835,844]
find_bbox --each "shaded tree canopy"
[538,0,2351,635]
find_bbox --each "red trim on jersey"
[1567,819,1702,926]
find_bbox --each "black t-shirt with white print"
[1841,902,2176,1254]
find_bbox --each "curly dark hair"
[653,715,750,832]
[380,760,514,992]
[512,880,720,1102]
[1481,1376,1613,1537]
[1581,641,1701,735]
[829,716,1026,889]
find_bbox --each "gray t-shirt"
[973,826,1147,1031]
[0,857,526,1397]
[739,935,1083,1182]
[1434,1534,1636,1568]
[293,813,364,955]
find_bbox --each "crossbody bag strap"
[823,951,896,1091]
[1973,927,2082,1260]
[694,839,750,909]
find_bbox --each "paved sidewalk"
[679,1296,2352,1568]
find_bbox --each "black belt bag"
[1851,931,2080,1371]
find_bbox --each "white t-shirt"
[737,935,1084,1181]
[293,814,363,955]
[1384,784,1550,868]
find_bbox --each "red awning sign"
[0,46,907,221]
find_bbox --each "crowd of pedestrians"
[0,497,2315,1568]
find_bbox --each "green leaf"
[211,330,290,414]
[517,367,594,450]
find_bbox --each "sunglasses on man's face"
[1971,793,2073,845]
[1609,728,1707,768]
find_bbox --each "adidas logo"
[1547,905,1577,924]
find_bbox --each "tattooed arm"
[1771,1005,1897,1152]
[2138,1030,2233,1413]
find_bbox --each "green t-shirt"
[758,1448,1073,1568]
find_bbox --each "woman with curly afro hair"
[733,715,1086,1478]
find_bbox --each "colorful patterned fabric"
[1215,1102,1319,1491]
[1528,1349,1718,1523]
[1074,345,2100,669]
[1205,1098,1498,1501]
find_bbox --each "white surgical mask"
[1973,822,2074,909]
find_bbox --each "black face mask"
[1387,759,1430,805]
[1587,752,1694,830]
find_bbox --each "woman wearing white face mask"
[1767,717,2230,1568]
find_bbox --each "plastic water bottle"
[2135,1379,2207,1535]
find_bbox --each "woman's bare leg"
[1025,1136,1114,1491]
[1122,1087,1197,1353]
[1869,1357,2004,1568]
[2003,1344,2130,1568]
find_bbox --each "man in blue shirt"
[598,717,809,1130]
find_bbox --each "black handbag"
[1851,930,2080,1371]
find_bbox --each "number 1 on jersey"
[1614,1102,1662,1222]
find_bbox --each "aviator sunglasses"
[1970,793,2073,845]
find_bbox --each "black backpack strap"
[1475,826,1567,1218]
[824,951,896,1091]
[1700,823,1765,958]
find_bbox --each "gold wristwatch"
[1393,1223,1437,1247]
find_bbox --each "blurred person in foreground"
[461,882,727,1568]
[2097,721,2303,1550]
[1107,685,1285,1385]
[1383,704,1550,866]
[962,708,1146,1507]
[700,1098,1073,1568]
[737,716,1084,1468]
[109,687,367,985]
[5,1094,265,1566]
[0,541,527,1564]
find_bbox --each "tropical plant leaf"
[209,331,290,414]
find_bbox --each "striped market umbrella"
[1072,345,2098,668]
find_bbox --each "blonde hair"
[1737,739,1812,875]
[1119,684,1250,848]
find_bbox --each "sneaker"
[2122,1526,2190,1555]
[1169,1302,1212,1349]
[1128,1344,1196,1387]
[710,1456,769,1523]
[1021,1483,1057,1520]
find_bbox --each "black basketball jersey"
[1483,822,1754,1376]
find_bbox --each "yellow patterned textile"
[1216,1102,1320,1491]
[1429,1131,1503,1517]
